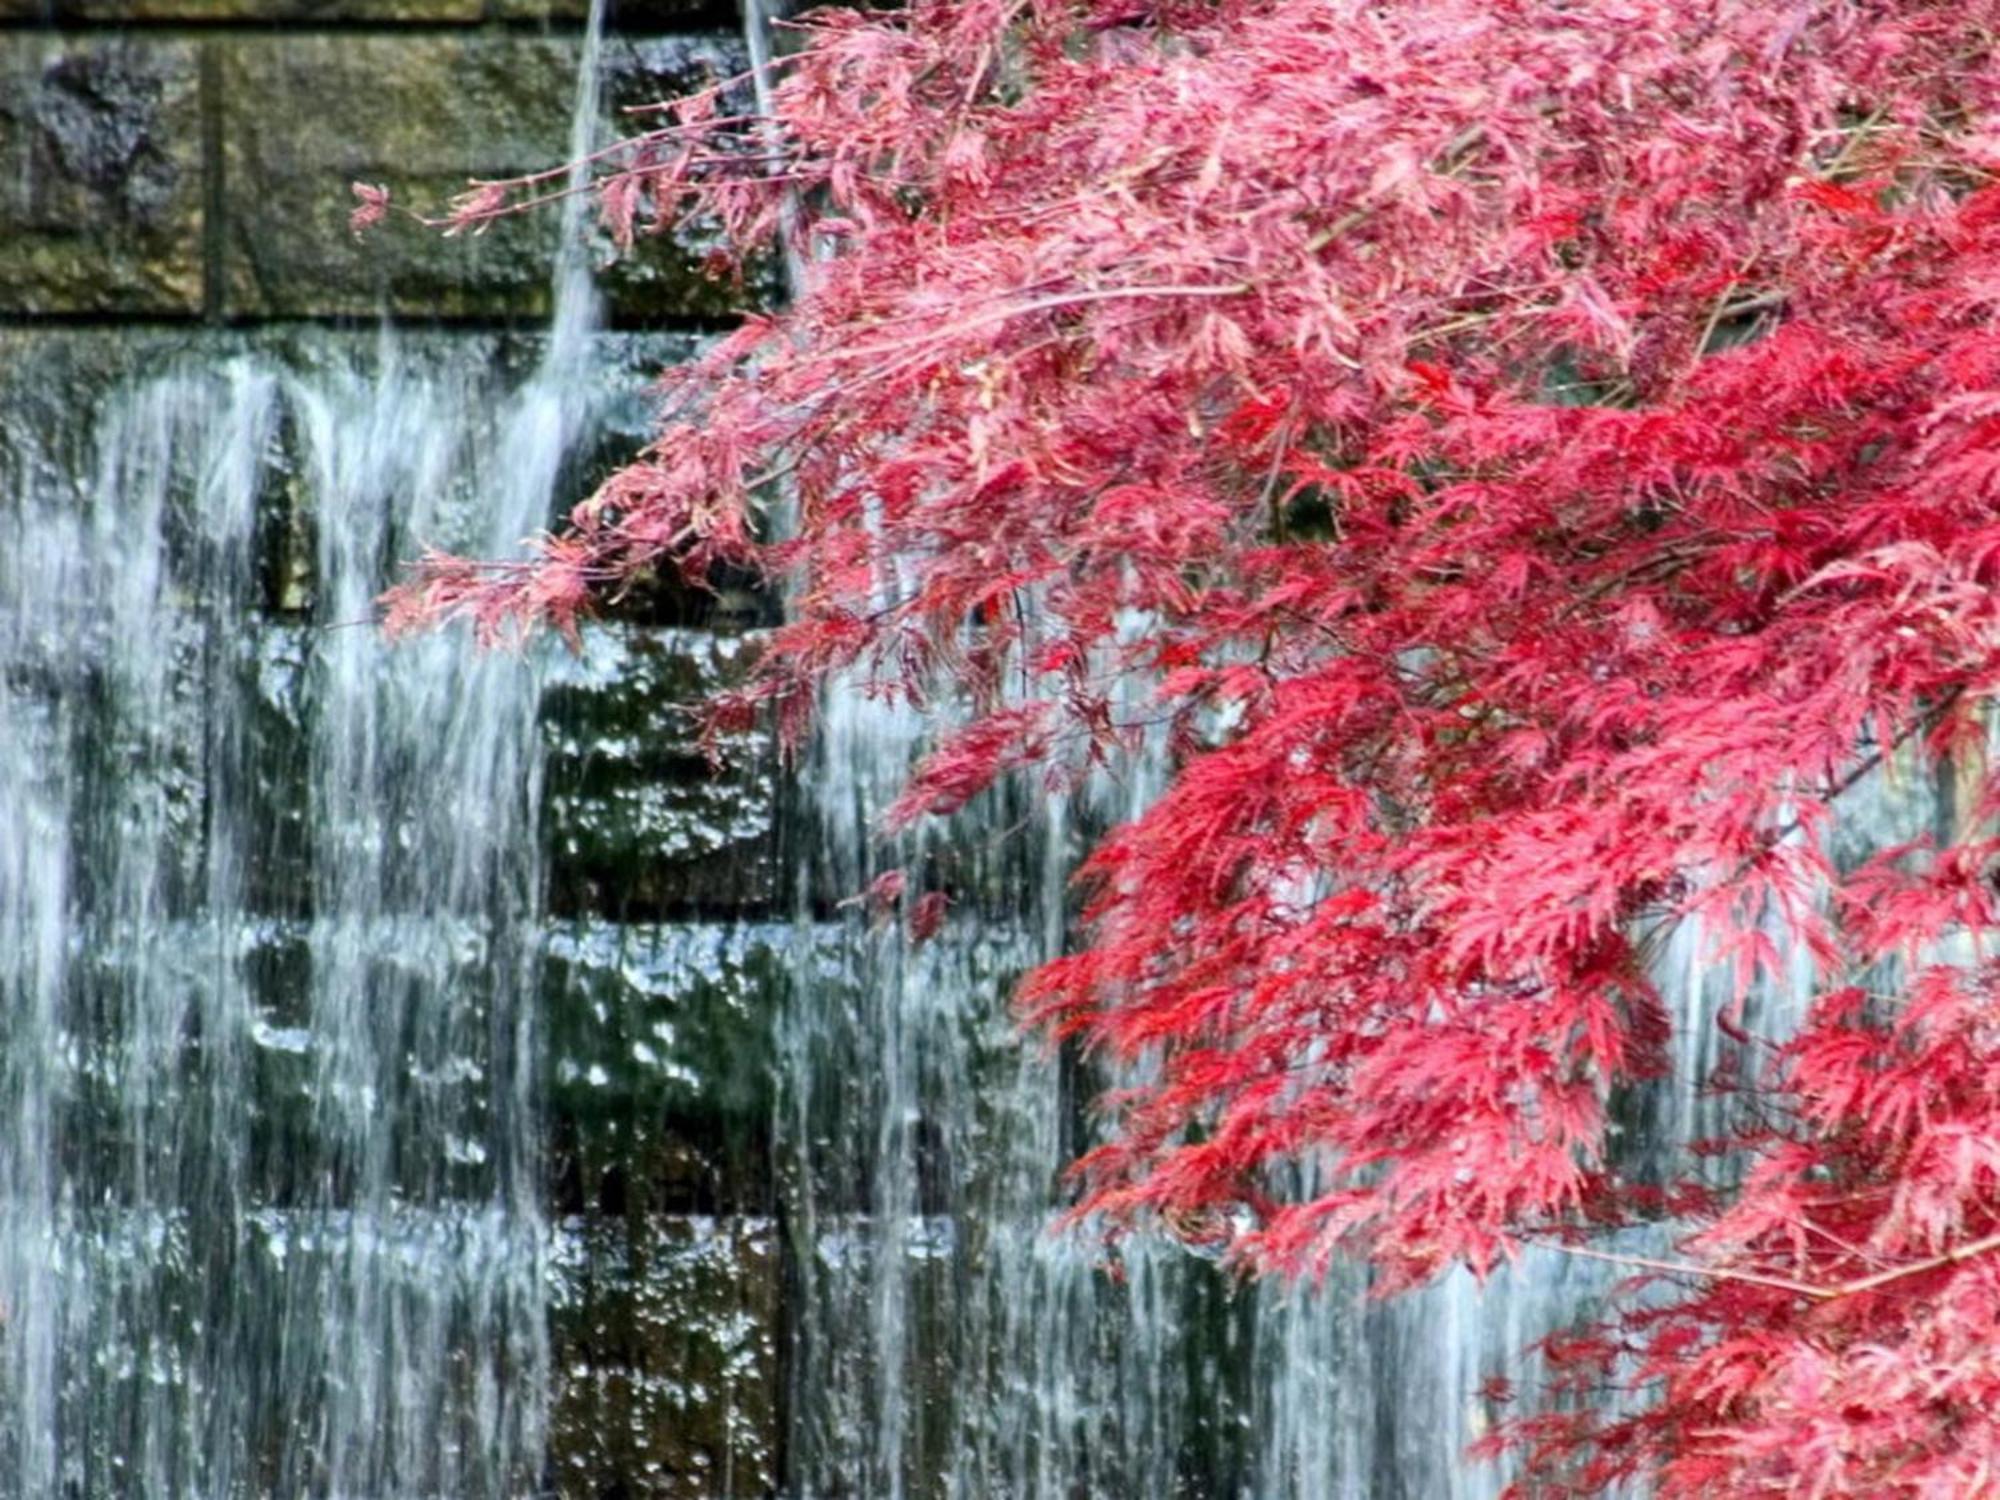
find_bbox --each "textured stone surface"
[218,33,753,321]
[542,626,778,919]
[543,920,785,1216]
[0,37,204,314]
[549,1214,781,1499]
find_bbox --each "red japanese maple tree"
[380,0,2000,1491]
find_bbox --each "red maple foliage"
[381,0,2000,1491]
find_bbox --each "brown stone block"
[549,1214,781,1498]
[0,36,204,315]
[217,32,757,322]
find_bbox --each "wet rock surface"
[544,920,786,1217]
[549,1215,781,1498]
[543,627,779,921]
[1,326,788,1496]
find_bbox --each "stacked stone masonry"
[0,3,754,319]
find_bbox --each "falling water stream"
[0,4,1967,1497]
[0,330,554,1496]
[778,592,1957,1499]
[0,6,619,1492]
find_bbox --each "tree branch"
[1535,1227,2000,1303]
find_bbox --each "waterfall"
[0,333,587,1497]
[0,10,615,1495]
[0,336,489,1498]
[777,695,1211,1498]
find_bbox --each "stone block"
[548,1214,780,1499]
[0,37,204,315]
[217,33,758,322]
[542,626,779,918]
[543,919,785,1215]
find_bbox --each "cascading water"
[0,336,583,1495]
[775,653,1254,1498]
[0,7,616,1493]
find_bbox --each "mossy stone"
[0,38,203,314]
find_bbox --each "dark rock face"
[543,629,779,922]
[217,33,575,321]
[215,29,761,321]
[544,920,784,1214]
[0,38,204,313]
[549,1215,781,1499]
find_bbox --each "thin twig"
[1535,1226,2000,1302]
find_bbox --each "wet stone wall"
[0,328,791,1495]
[0,1,788,1493]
